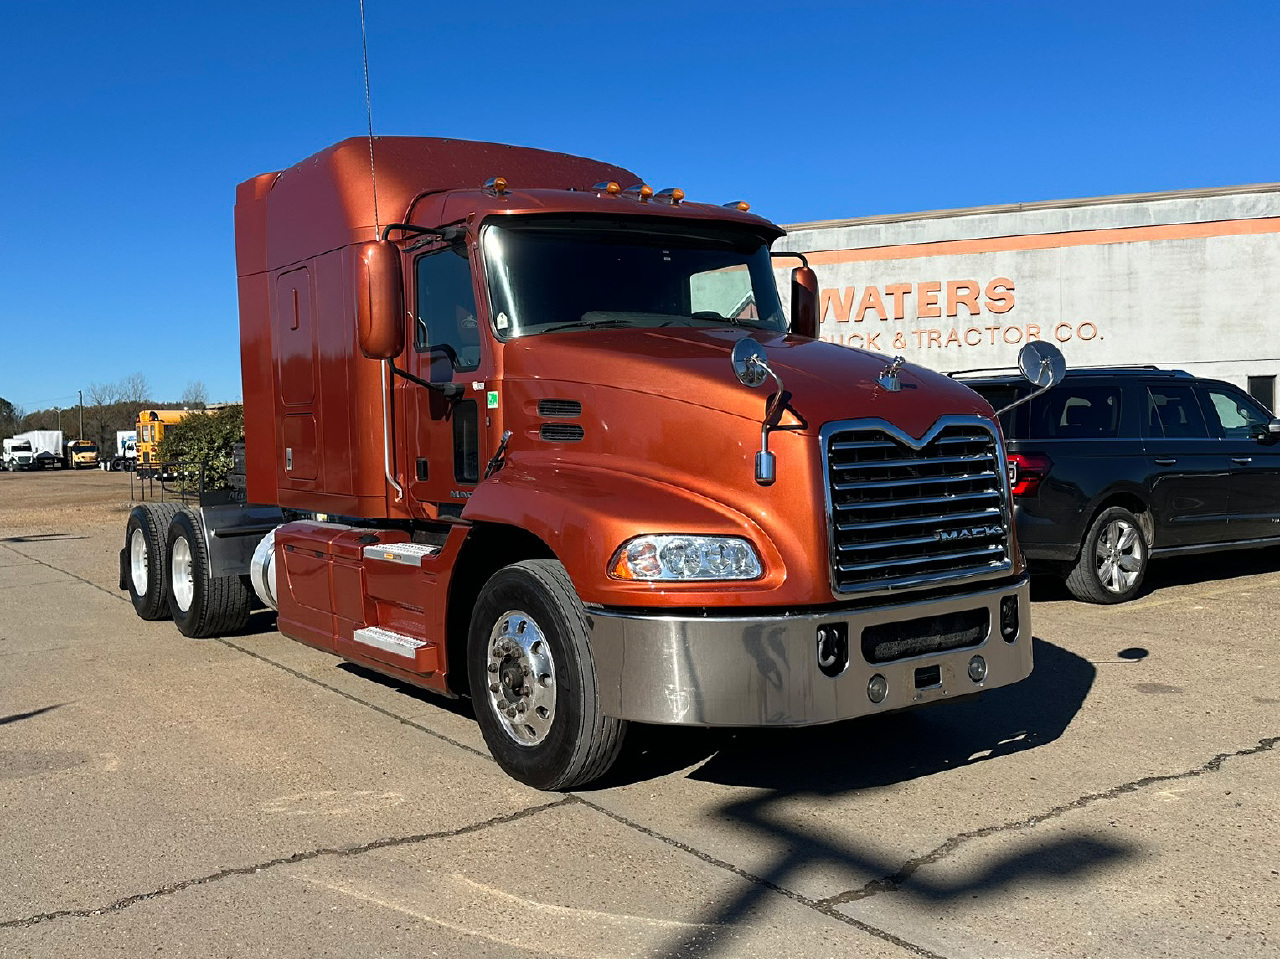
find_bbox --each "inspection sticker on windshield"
[487,391,499,409]
[496,311,509,330]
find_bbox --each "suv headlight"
[608,535,763,581]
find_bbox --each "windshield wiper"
[534,317,637,335]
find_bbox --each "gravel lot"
[1,469,1276,958]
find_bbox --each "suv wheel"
[1066,506,1148,604]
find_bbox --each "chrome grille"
[823,417,1011,594]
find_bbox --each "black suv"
[962,367,1280,603]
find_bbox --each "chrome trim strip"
[819,415,1014,599]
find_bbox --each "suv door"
[1142,382,1232,546]
[1198,381,1280,541]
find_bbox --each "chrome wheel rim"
[485,610,556,746]
[129,528,148,595]
[171,535,195,612]
[1095,519,1143,594]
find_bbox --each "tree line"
[1,375,216,453]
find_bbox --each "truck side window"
[415,245,480,375]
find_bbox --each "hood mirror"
[1017,340,1066,389]
[732,338,770,388]
[994,341,1067,417]
[731,338,785,486]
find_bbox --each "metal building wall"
[775,185,1280,399]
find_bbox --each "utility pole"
[54,406,61,431]
[78,390,83,439]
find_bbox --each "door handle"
[1154,458,1177,466]
[1232,456,1253,465]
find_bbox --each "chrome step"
[362,542,441,566]
[352,626,427,660]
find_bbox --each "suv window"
[1201,384,1271,438]
[1028,384,1123,439]
[1146,384,1209,438]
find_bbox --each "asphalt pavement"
[0,471,1276,958]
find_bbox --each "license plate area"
[914,664,942,689]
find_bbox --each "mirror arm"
[994,380,1055,418]
[388,358,465,399]
[381,222,464,242]
[751,356,784,486]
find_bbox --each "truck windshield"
[482,217,786,338]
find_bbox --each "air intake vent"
[538,398,582,418]
[539,423,584,443]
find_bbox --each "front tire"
[1065,506,1148,604]
[467,560,626,790]
[166,509,252,637]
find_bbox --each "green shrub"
[157,406,243,490]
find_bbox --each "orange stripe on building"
[794,216,1280,265]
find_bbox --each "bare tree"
[119,372,151,404]
[87,381,123,407]
[181,380,209,409]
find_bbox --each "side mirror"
[355,240,405,360]
[993,341,1067,417]
[790,265,818,339]
[1017,340,1066,389]
[1253,418,1280,442]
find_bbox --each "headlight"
[608,535,763,581]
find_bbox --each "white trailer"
[111,430,138,471]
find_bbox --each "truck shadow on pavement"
[603,636,1093,792]
[614,639,1123,958]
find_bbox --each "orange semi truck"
[120,137,1059,789]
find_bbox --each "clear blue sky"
[3,0,1278,411]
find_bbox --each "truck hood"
[500,326,994,438]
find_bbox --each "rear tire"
[124,503,183,620]
[166,509,252,638]
[1065,506,1148,604]
[467,560,626,790]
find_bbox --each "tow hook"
[816,623,849,678]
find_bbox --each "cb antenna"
[359,0,380,235]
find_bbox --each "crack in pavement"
[0,797,575,930]
[0,542,128,606]
[818,733,1280,908]
[576,798,949,959]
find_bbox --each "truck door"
[403,242,486,512]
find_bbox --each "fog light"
[867,674,888,704]
[999,596,1019,642]
[968,655,988,683]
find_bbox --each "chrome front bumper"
[585,578,1031,726]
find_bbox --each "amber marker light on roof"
[593,181,622,195]
[484,176,508,195]
[624,183,654,202]
[723,200,750,212]
[656,187,685,205]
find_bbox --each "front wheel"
[467,560,626,790]
[1065,506,1149,603]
